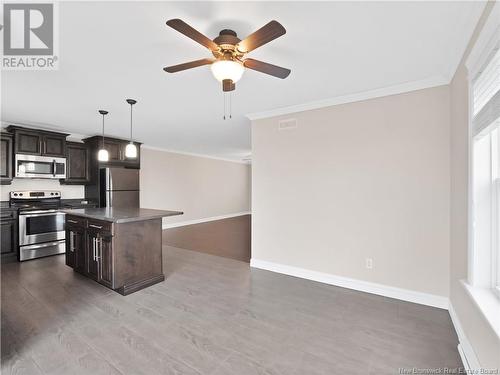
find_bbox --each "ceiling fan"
[163,19,291,92]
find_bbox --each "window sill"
[461,280,500,339]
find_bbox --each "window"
[471,46,500,298]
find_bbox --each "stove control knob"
[13,193,18,196]
[19,193,23,197]
[50,192,54,196]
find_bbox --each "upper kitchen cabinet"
[62,141,90,185]
[0,132,13,185]
[83,136,141,168]
[7,126,68,157]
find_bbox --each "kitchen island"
[63,207,182,295]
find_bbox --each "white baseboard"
[448,302,481,371]
[250,258,449,309]
[162,212,251,229]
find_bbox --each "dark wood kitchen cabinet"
[85,229,100,281]
[1,208,18,263]
[65,215,114,288]
[97,233,113,288]
[83,136,141,169]
[43,134,67,157]
[65,219,86,273]
[0,132,13,185]
[62,141,90,184]
[63,209,181,295]
[104,139,122,163]
[7,126,68,157]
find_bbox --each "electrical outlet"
[365,258,373,269]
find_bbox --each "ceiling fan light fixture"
[210,60,244,83]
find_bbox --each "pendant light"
[125,99,137,158]
[97,110,109,162]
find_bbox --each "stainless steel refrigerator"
[99,167,139,208]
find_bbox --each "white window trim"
[464,0,500,340]
[467,0,500,290]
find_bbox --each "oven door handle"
[53,160,56,177]
[22,241,65,250]
[20,210,64,217]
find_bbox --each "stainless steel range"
[10,191,66,261]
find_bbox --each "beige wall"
[449,2,500,369]
[0,179,83,201]
[140,147,251,226]
[252,85,451,297]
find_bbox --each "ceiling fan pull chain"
[229,91,232,119]
[223,92,226,120]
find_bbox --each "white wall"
[0,179,84,201]
[140,147,251,226]
[252,85,451,298]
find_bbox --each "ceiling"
[1,1,485,161]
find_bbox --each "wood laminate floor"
[1,246,461,375]
[162,215,251,262]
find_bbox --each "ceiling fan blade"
[237,20,286,53]
[166,19,219,51]
[243,58,291,79]
[163,58,214,73]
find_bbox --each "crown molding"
[245,75,449,121]
[1,122,250,164]
[141,145,251,165]
[465,1,500,79]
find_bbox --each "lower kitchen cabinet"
[65,215,114,288]
[97,234,113,288]
[63,211,171,295]
[85,229,100,281]
[65,221,86,273]
[1,209,18,263]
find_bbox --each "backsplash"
[0,179,84,201]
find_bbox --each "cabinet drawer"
[87,219,113,234]
[0,209,16,220]
[65,215,85,227]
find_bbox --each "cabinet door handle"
[89,224,103,229]
[70,232,74,252]
[67,219,77,224]
[92,238,96,261]
[96,238,102,261]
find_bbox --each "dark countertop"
[62,207,183,223]
[60,199,98,209]
[0,199,98,210]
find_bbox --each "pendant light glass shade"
[98,110,109,162]
[98,149,109,162]
[125,142,137,158]
[125,99,137,159]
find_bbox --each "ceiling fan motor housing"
[213,29,242,58]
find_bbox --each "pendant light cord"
[102,113,105,147]
[130,103,133,140]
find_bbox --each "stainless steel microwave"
[15,154,66,179]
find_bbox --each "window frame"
[467,27,500,299]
